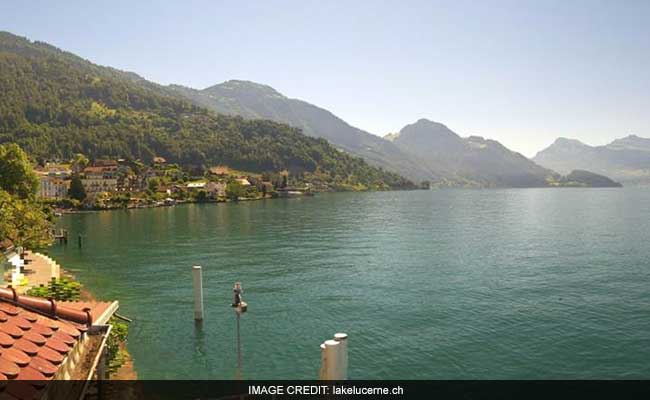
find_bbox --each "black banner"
[26,380,650,400]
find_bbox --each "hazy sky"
[2,0,649,156]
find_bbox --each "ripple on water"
[50,189,650,379]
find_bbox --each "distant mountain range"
[0,31,625,189]
[385,119,555,187]
[534,135,650,186]
[168,81,433,182]
[172,81,620,187]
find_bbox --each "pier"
[52,228,68,244]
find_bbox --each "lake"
[49,189,650,379]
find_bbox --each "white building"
[38,176,70,199]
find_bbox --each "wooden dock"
[52,229,68,244]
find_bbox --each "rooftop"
[0,287,117,395]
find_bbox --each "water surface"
[50,189,650,379]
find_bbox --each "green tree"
[68,174,86,202]
[225,181,245,201]
[0,143,38,199]
[0,144,53,249]
[147,177,160,193]
[70,153,89,173]
[0,190,53,249]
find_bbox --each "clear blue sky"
[2,0,649,156]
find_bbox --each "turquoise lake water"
[49,189,650,379]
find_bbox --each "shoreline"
[58,192,305,214]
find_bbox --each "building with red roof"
[0,287,118,399]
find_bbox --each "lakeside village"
[37,155,314,211]
[0,145,352,398]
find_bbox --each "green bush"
[26,277,81,301]
[106,317,130,374]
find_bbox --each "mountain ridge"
[168,80,437,182]
[534,134,650,185]
[0,31,414,190]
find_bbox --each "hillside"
[387,119,556,187]
[557,170,622,188]
[169,80,434,182]
[0,32,414,190]
[171,81,619,188]
[534,135,650,186]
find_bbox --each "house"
[235,178,251,186]
[156,186,171,196]
[186,182,206,190]
[81,166,118,195]
[205,182,226,199]
[153,156,167,165]
[0,288,119,398]
[208,166,230,176]
[37,163,71,179]
[38,176,70,200]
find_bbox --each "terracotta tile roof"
[209,166,229,175]
[0,287,117,393]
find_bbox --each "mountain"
[169,80,434,182]
[534,135,650,186]
[172,81,619,188]
[558,170,622,188]
[0,32,414,190]
[387,119,556,187]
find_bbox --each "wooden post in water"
[334,333,348,379]
[192,266,204,320]
[319,333,349,380]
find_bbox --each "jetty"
[52,228,69,244]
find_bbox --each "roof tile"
[1,348,30,367]
[22,332,46,347]
[0,357,20,378]
[0,323,23,339]
[26,324,52,338]
[51,331,75,347]
[44,338,69,355]
[16,366,49,384]
[14,340,39,357]
[0,305,18,317]
[34,347,63,365]
[27,357,57,377]
[0,332,14,348]
[12,317,31,331]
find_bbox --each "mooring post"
[334,333,348,380]
[192,266,204,320]
[322,339,340,380]
[319,343,328,379]
[319,333,348,380]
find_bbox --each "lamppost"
[232,282,247,380]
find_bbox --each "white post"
[318,343,327,379]
[334,333,348,380]
[323,339,340,380]
[192,266,204,320]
